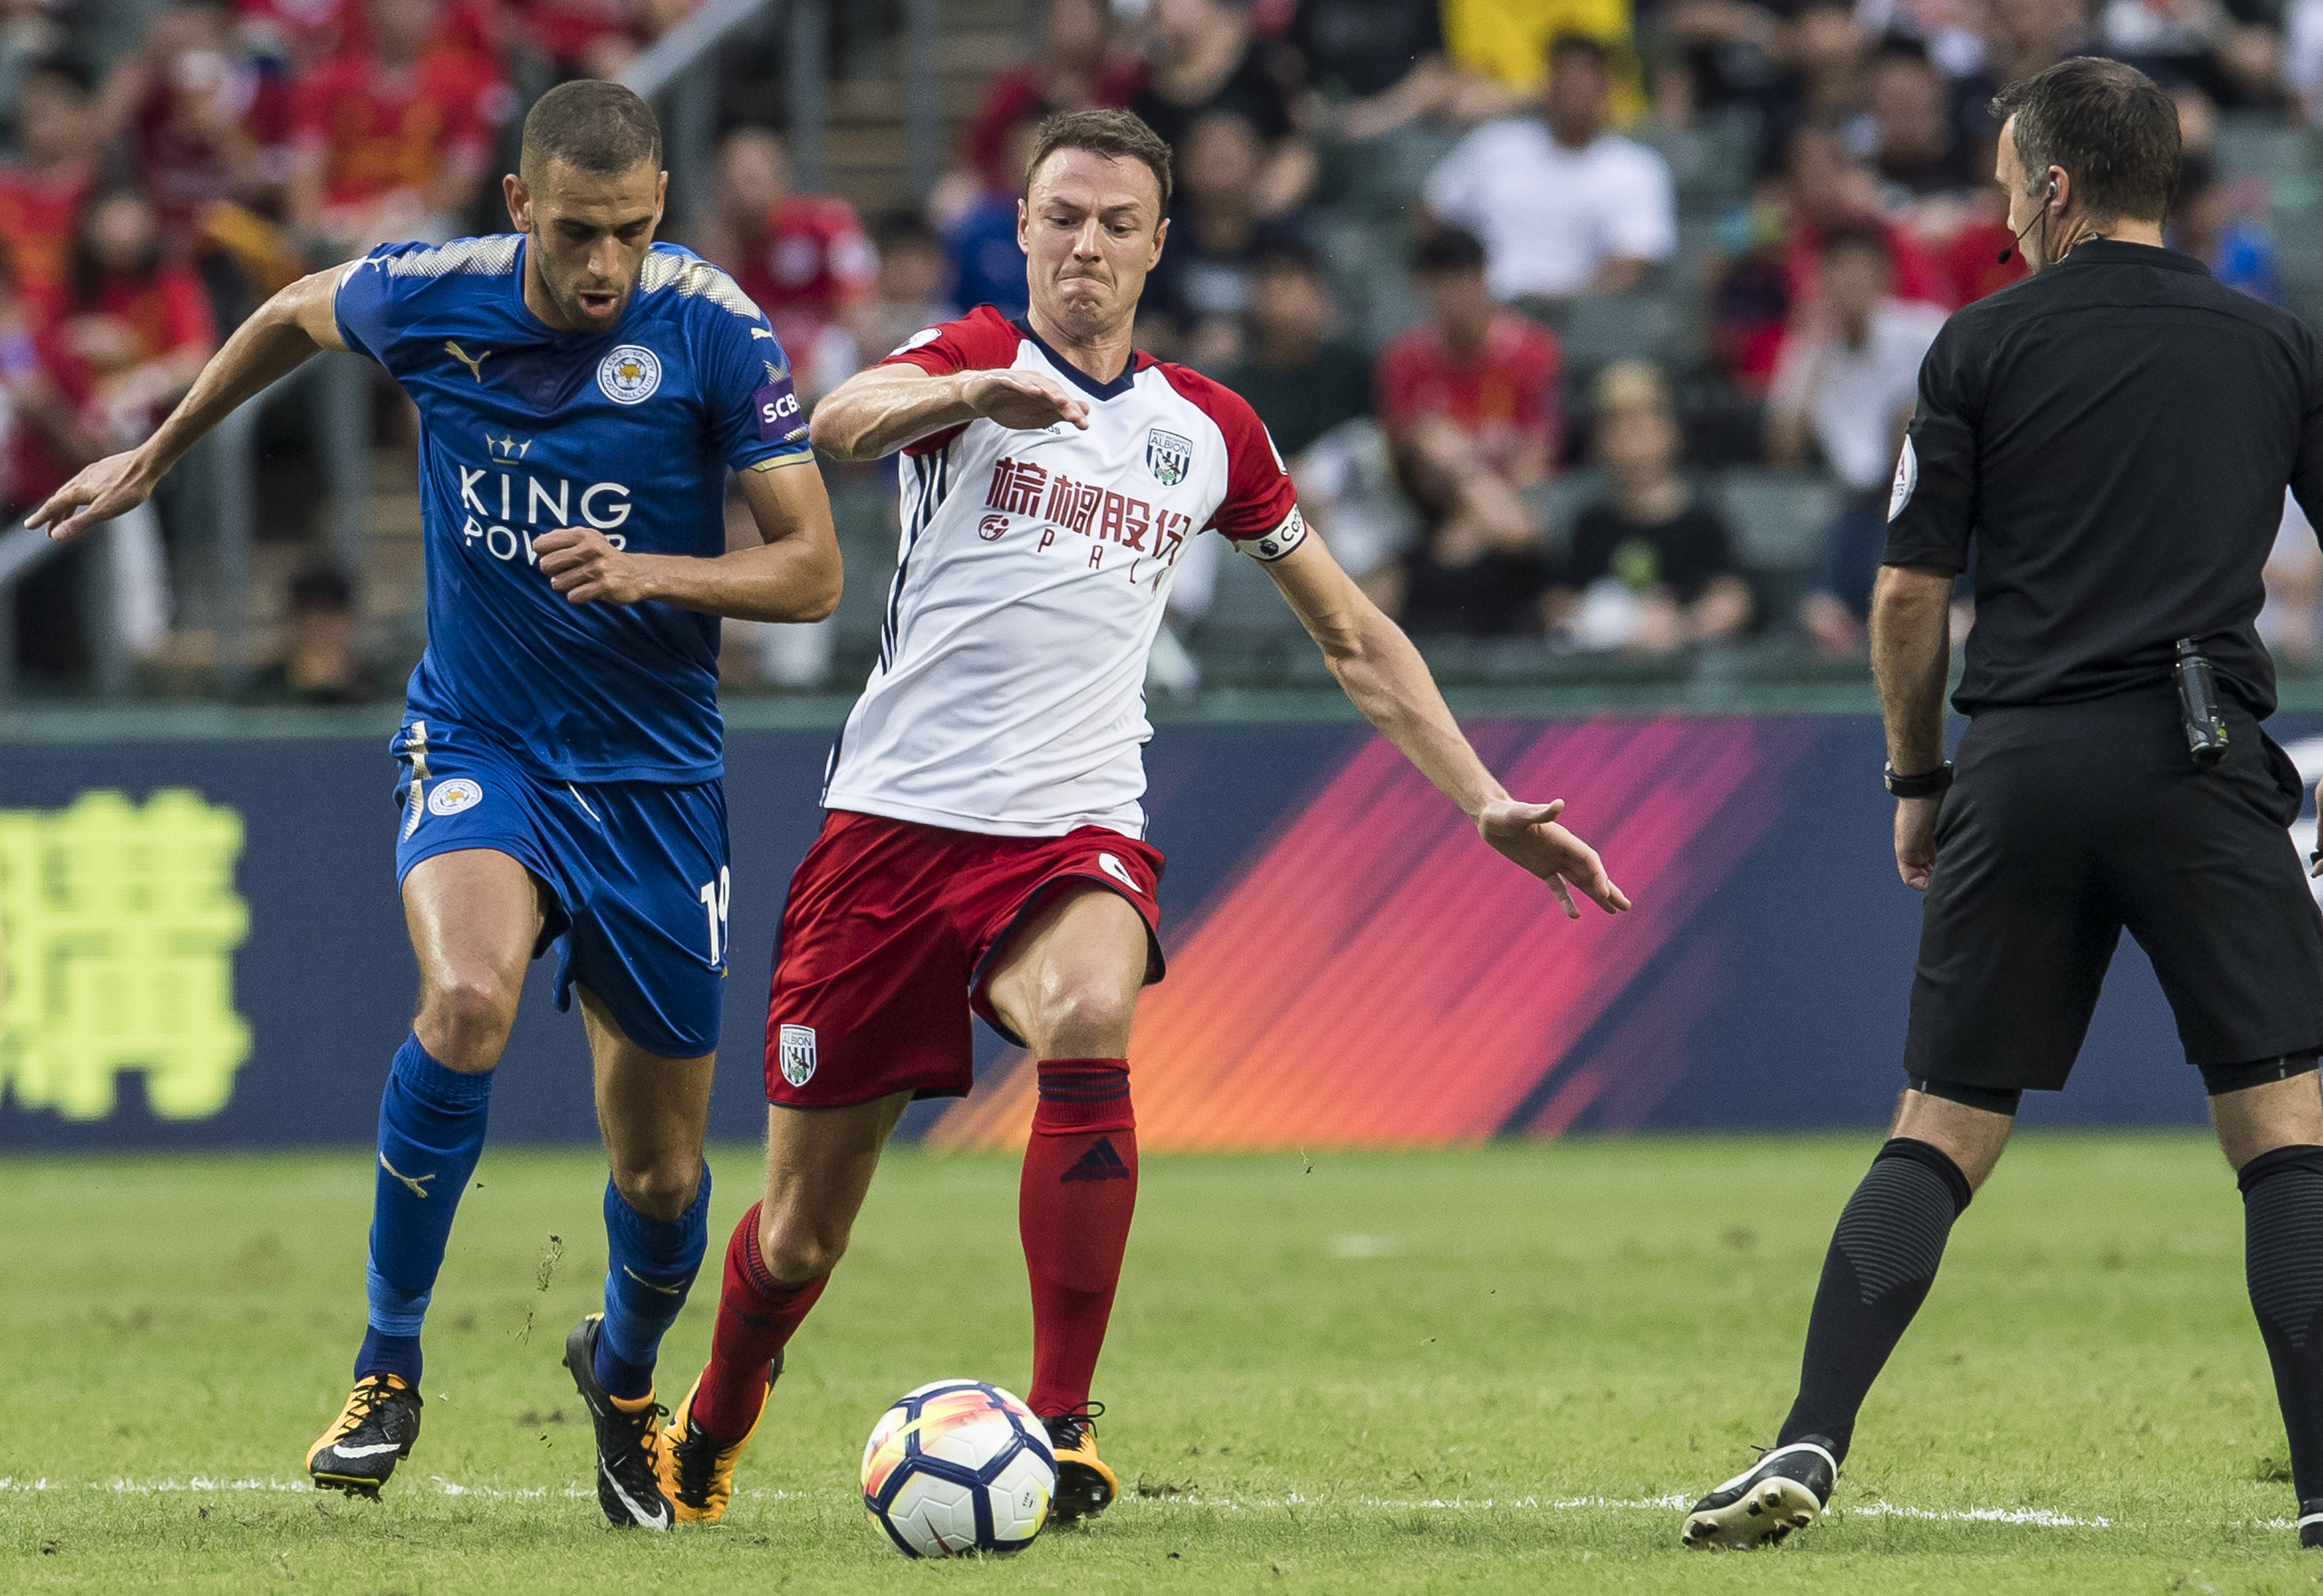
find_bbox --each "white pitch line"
[1847,1503,2110,1529]
[0,1476,2113,1528]
[1137,1493,2110,1528]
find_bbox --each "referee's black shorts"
[1905,687,2323,1092]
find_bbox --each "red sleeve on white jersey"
[1155,363,1306,560]
[878,304,1024,456]
[880,303,1024,376]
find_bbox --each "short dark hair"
[1025,108,1173,213]
[1411,226,1487,276]
[1870,35,1934,69]
[521,80,662,179]
[22,52,94,97]
[1990,57,2180,225]
[1547,33,1609,72]
[2175,150,2218,203]
[871,211,938,253]
[1251,237,1327,280]
[288,564,354,615]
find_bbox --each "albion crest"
[1145,428,1192,487]
[597,344,662,406]
[778,1023,817,1086]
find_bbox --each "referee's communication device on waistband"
[2174,638,2230,768]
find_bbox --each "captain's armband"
[1235,505,1308,562]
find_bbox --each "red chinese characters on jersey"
[985,455,1047,515]
[1043,473,1103,535]
[985,456,1192,564]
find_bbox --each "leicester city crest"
[1146,428,1192,487]
[597,344,662,406]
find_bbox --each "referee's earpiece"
[1997,178,2061,266]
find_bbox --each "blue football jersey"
[335,235,812,783]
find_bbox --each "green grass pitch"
[3,1133,2318,1592]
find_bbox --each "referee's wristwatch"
[1883,760,1954,798]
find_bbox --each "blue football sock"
[357,1033,493,1386]
[594,1166,711,1400]
[356,1327,422,1387]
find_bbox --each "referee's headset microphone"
[1997,178,2060,265]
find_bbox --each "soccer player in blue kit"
[27,81,840,1529]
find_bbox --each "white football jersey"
[820,306,1305,839]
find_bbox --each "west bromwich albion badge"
[1146,428,1192,487]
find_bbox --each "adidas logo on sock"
[1061,1138,1132,1183]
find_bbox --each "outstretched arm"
[1262,532,1631,918]
[26,264,350,541]
[532,456,842,623]
[809,362,1090,462]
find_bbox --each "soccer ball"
[860,1379,1057,1557]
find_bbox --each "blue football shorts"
[390,719,731,1058]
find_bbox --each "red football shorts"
[762,810,1166,1107]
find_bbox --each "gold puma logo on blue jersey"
[444,340,491,383]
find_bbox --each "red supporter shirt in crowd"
[291,48,502,207]
[0,162,95,318]
[1708,214,1957,389]
[80,267,219,368]
[134,66,295,238]
[962,60,1145,189]
[3,324,93,508]
[239,0,500,67]
[1374,311,1563,476]
[1783,215,1950,315]
[510,0,656,66]
[239,0,360,65]
[1941,215,2030,307]
[731,196,876,353]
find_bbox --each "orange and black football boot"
[1043,1403,1118,1525]
[307,1374,422,1499]
[656,1352,782,1524]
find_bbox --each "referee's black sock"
[2238,1145,2323,1503]
[1776,1138,1973,1463]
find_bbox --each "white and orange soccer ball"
[860,1379,1057,1558]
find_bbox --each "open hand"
[965,369,1090,433]
[1476,797,1631,918]
[535,526,652,607]
[26,449,157,542]
[1894,793,1941,890]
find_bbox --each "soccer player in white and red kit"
[653,109,1631,1528]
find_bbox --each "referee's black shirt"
[1884,240,2323,716]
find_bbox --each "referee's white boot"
[1679,1439,1838,1550]
[2302,1500,2323,1548]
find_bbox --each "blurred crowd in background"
[7,0,2323,701]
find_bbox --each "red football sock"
[1020,1058,1137,1419]
[688,1201,828,1444]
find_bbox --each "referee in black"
[1681,56,2323,1550]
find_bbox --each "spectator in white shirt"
[1765,224,1949,653]
[1421,34,1675,304]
